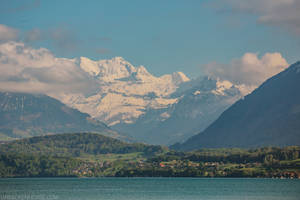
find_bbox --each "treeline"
[116,146,300,178]
[150,146,300,164]
[0,153,81,177]
[115,167,268,178]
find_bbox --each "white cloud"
[0,24,19,42]
[0,41,97,94]
[204,52,289,87]
[216,0,300,35]
[0,24,291,98]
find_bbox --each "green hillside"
[1,144,299,178]
[0,133,166,177]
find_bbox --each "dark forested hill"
[0,132,164,157]
[0,92,124,141]
[173,61,300,151]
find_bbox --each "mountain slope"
[0,92,123,141]
[172,61,300,150]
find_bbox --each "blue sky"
[0,0,299,78]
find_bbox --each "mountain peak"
[137,66,149,74]
[171,71,190,84]
[79,56,137,80]
[79,57,100,76]
[112,56,126,62]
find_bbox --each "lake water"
[0,178,299,200]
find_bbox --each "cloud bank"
[0,41,97,95]
[0,24,19,42]
[216,0,300,36]
[204,52,289,87]
[0,24,290,97]
[1,41,288,97]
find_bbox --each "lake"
[0,178,299,200]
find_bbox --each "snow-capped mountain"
[51,56,248,145]
[0,41,287,145]
[112,76,244,145]
[56,57,190,126]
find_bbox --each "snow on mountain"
[112,76,245,145]
[79,56,136,81]
[56,56,248,136]
[56,57,189,126]
[51,56,247,143]
[0,41,273,144]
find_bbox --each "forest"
[0,134,299,178]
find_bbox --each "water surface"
[0,178,299,200]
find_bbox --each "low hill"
[0,92,125,141]
[172,61,300,151]
[0,132,165,157]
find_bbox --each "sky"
[0,0,299,82]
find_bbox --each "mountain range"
[52,57,247,145]
[56,56,190,126]
[1,54,299,149]
[113,77,244,145]
[172,61,300,150]
[0,56,248,145]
